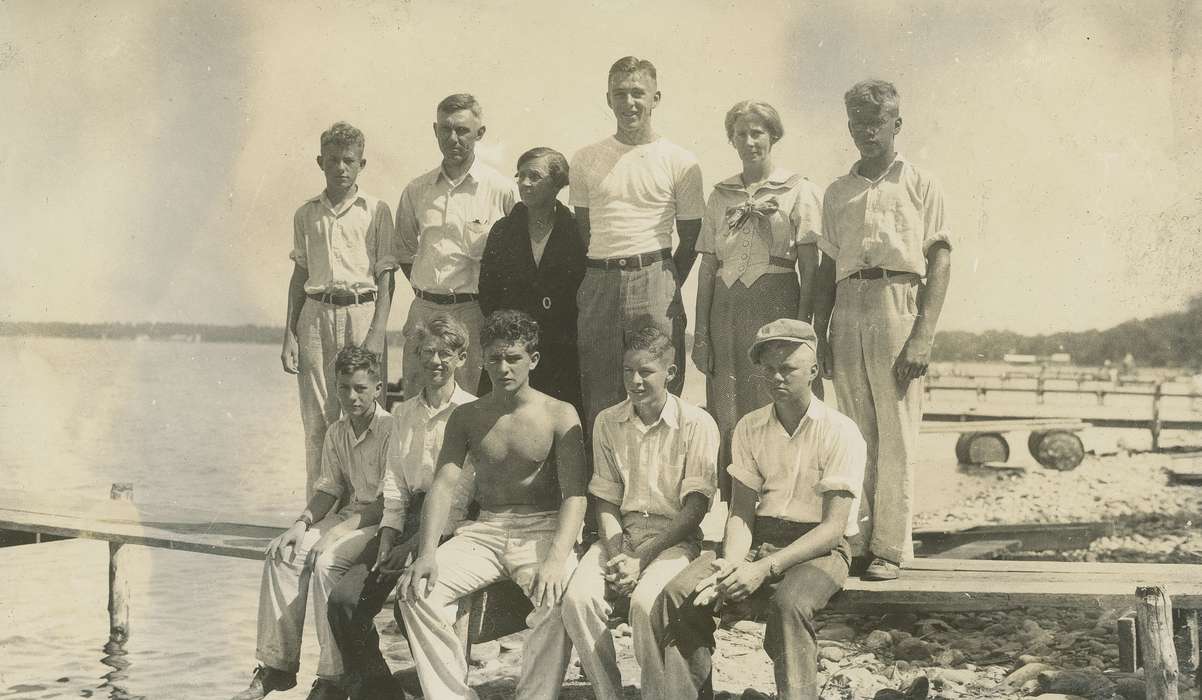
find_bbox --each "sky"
[1,0,1200,334]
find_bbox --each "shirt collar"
[768,396,824,438]
[714,167,797,194]
[850,153,907,182]
[419,382,475,412]
[437,157,483,188]
[311,187,367,214]
[340,402,390,443]
[617,394,680,430]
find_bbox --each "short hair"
[334,344,381,380]
[437,93,483,119]
[724,100,785,143]
[844,79,900,114]
[624,324,674,363]
[480,309,540,355]
[320,121,365,153]
[517,147,570,191]
[608,56,657,84]
[409,313,470,354]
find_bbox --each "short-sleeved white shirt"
[291,189,397,294]
[727,398,867,537]
[569,136,705,259]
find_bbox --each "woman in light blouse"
[691,100,823,497]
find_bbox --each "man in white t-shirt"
[570,56,705,437]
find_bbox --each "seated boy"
[325,314,478,699]
[654,319,867,700]
[233,345,394,700]
[561,325,719,699]
[397,309,588,700]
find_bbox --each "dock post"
[1151,381,1163,452]
[1137,585,1179,700]
[108,483,134,647]
[1117,612,1139,672]
[1036,376,1045,404]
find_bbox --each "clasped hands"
[692,551,774,608]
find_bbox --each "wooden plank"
[921,418,1086,434]
[905,558,1202,578]
[930,539,1020,559]
[913,521,1113,552]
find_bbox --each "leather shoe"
[306,678,349,700]
[862,557,900,581]
[230,665,296,700]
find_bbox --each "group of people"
[237,55,951,700]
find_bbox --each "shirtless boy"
[397,309,588,700]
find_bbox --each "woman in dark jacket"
[479,147,586,419]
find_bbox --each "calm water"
[0,337,1182,698]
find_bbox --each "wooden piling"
[108,483,133,646]
[1137,585,1179,700]
[1118,612,1139,673]
[1151,381,1164,451]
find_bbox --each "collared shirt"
[313,403,395,505]
[291,188,397,294]
[395,159,518,294]
[590,394,719,519]
[379,384,477,534]
[727,398,867,537]
[817,155,951,282]
[697,168,823,288]
[569,136,705,259]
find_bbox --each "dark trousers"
[654,518,850,700]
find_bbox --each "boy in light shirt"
[561,324,719,699]
[654,319,867,700]
[325,314,477,700]
[232,345,393,700]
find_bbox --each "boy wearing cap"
[560,324,719,699]
[283,121,397,499]
[813,79,951,581]
[654,319,866,700]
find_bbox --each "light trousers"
[561,514,700,700]
[829,275,924,563]
[400,297,484,398]
[296,298,376,499]
[397,511,579,700]
[255,507,377,678]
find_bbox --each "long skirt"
[706,272,800,493]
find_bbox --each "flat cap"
[748,318,818,362]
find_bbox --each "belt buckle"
[618,258,628,268]
[448,291,458,304]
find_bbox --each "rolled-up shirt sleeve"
[313,432,346,499]
[290,207,308,268]
[817,421,867,497]
[371,199,398,276]
[588,423,625,506]
[792,180,823,247]
[680,412,719,501]
[395,185,420,266]
[921,175,952,254]
[725,421,764,492]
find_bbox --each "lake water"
[0,336,1187,699]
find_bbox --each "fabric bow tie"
[726,196,780,233]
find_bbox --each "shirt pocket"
[465,218,491,260]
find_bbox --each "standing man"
[396,93,518,397]
[570,56,705,436]
[813,79,952,581]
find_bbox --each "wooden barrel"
[1029,429,1085,471]
[954,432,1010,464]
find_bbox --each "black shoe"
[230,665,297,700]
[306,678,350,700]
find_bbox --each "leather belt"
[716,255,795,270]
[586,248,671,270]
[845,267,915,281]
[306,290,376,306]
[414,288,479,305]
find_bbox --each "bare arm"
[894,243,951,383]
[813,255,837,379]
[691,254,717,375]
[531,405,588,607]
[574,207,591,255]
[280,264,309,374]
[672,219,703,285]
[796,243,820,322]
[364,270,393,357]
[596,497,626,561]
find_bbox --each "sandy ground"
[373,449,1202,699]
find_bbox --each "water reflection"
[100,638,145,700]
